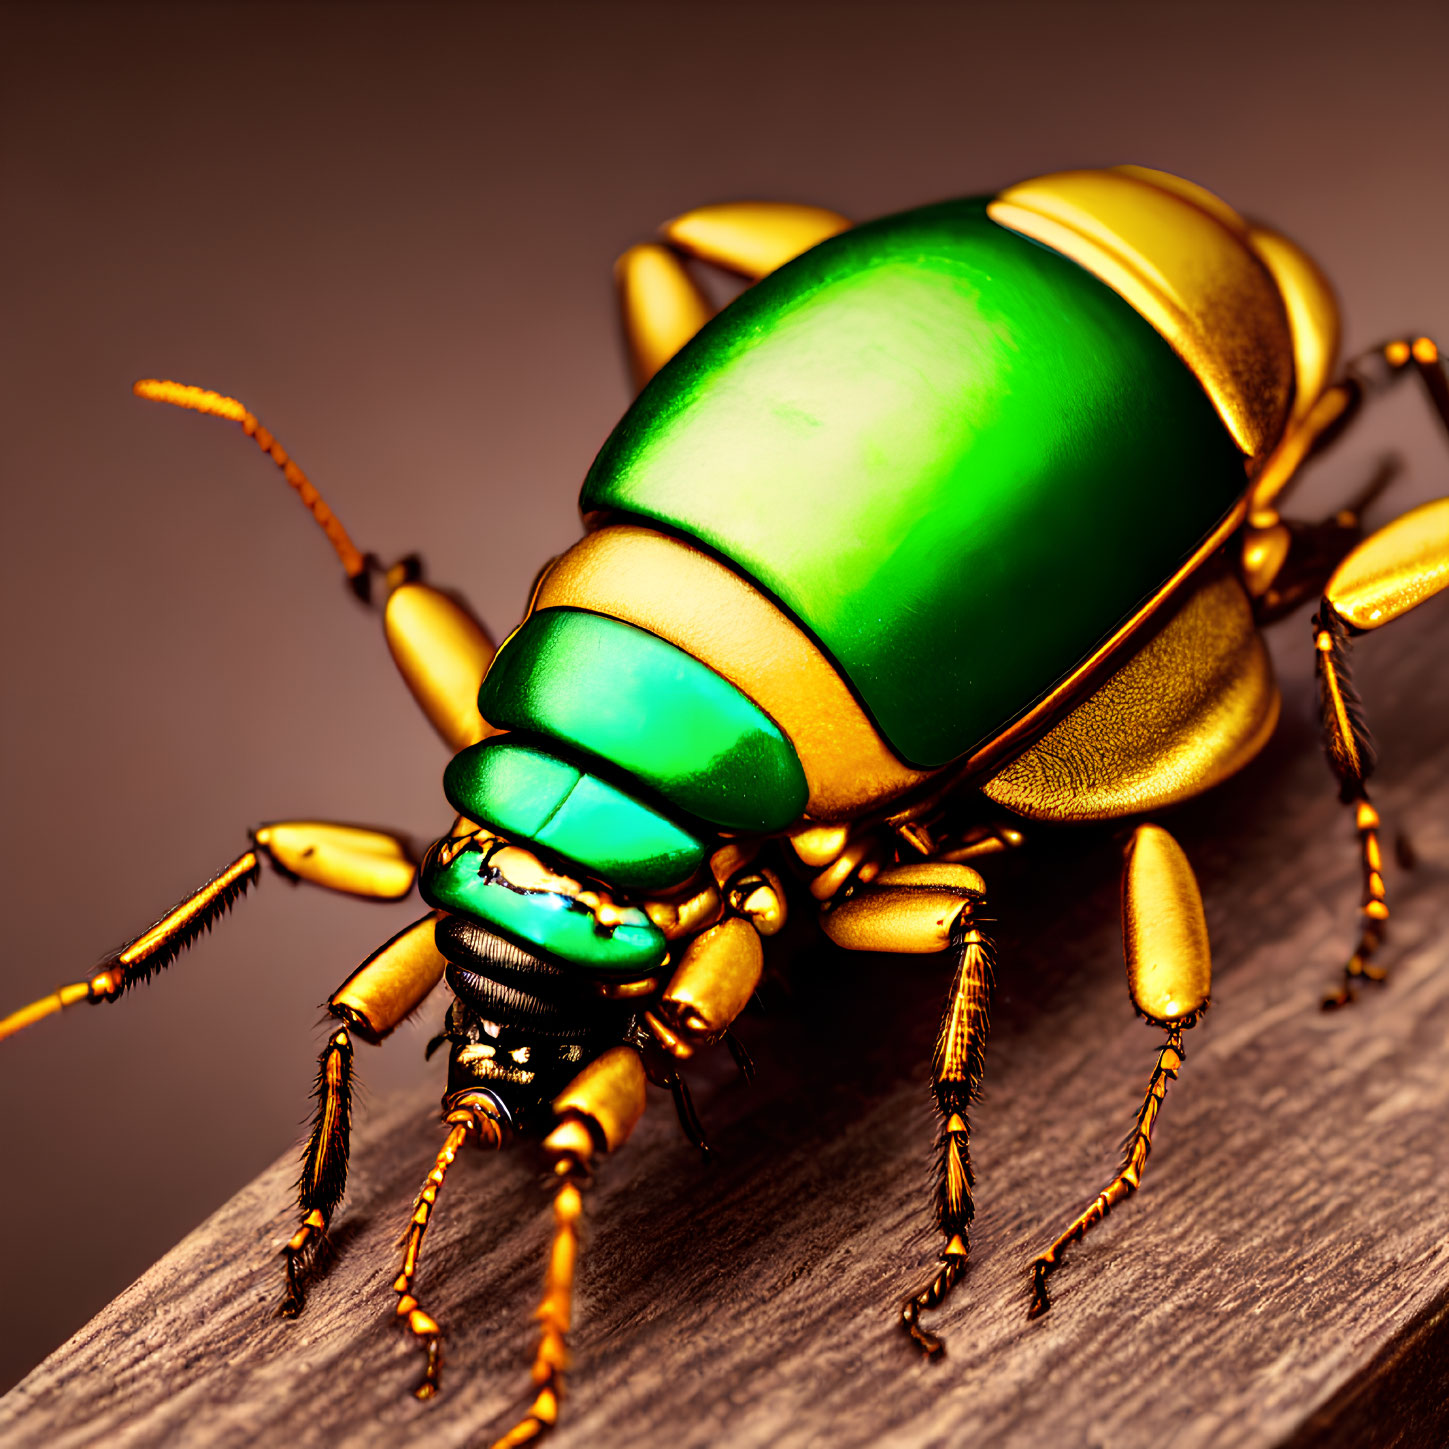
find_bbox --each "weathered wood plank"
[2,604,1447,1449]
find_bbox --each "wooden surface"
[2,603,1447,1449]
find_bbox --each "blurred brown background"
[1,0,1446,1399]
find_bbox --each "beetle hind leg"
[1028,1029,1186,1317]
[1312,493,1449,1005]
[1027,825,1209,1318]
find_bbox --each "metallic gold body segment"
[983,567,1279,822]
[958,498,1251,792]
[329,914,447,1042]
[615,243,714,388]
[989,170,1295,466]
[384,582,497,750]
[1111,165,1250,236]
[1028,824,1208,1315]
[253,822,418,899]
[660,201,851,278]
[1247,226,1341,423]
[133,379,368,586]
[535,524,931,819]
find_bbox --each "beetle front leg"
[821,862,992,1356]
[0,821,420,1044]
[281,914,448,1315]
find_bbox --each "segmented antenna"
[133,379,369,591]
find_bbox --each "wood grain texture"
[2,601,1447,1449]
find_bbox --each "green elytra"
[583,197,1246,768]
[424,195,1248,972]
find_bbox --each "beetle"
[4,164,1448,1447]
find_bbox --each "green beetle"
[7,165,1449,1445]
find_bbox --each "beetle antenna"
[133,379,373,598]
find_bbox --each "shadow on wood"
[3,603,1448,1449]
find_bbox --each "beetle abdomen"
[581,195,1256,769]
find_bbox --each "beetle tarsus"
[668,1071,712,1159]
[1027,1031,1185,1320]
[900,1252,966,1357]
[723,1028,756,1082]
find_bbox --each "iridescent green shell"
[582,198,1246,767]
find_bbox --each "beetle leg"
[616,202,851,389]
[901,911,994,1357]
[1027,825,1210,1318]
[1245,454,1402,624]
[616,244,715,390]
[281,1025,356,1316]
[0,821,420,1044]
[817,862,993,1355]
[484,1048,647,1447]
[1312,493,1449,1005]
[932,820,1028,864]
[1249,335,1448,521]
[660,201,851,280]
[1028,1030,1186,1318]
[393,1102,506,1399]
[280,915,449,1315]
[488,1166,586,1449]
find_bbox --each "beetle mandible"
[5,164,1448,1447]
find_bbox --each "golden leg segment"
[489,1172,585,1449]
[281,1026,356,1316]
[393,1120,483,1399]
[0,851,260,1044]
[900,913,993,1357]
[1324,797,1391,1009]
[1314,609,1394,1007]
[0,823,421,1048]
[1028,1029,1184,1318]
